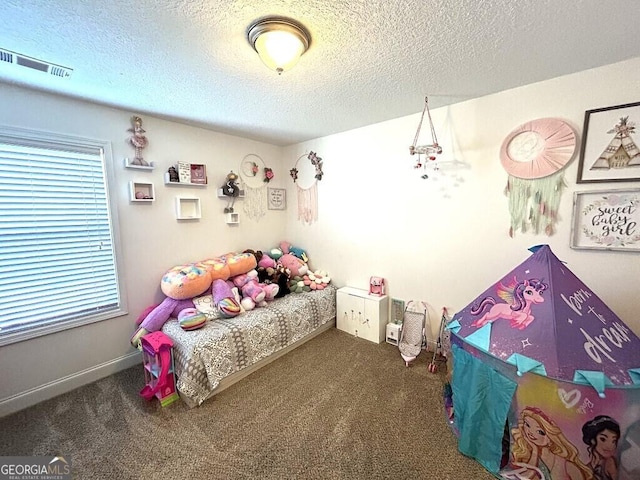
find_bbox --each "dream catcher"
[239,153,272,222]
[500,118,576,236]
[409,96,442,179]
[290,151,323,224]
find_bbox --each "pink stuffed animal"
[262,283,279,302]
[232,270,266,304]
[258,253,276,269]
[278,253,308,277]
[279,240,291,254]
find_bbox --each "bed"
[162,285,337,407]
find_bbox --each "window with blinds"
[0,128,125,345]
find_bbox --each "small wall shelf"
[125,158,155,170]
[216,188,245,198]
[226,212,240,224]
[175,196,201,220]
[164,172,207,187]
[129,181,155,202]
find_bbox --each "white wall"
[1,57,639,416]
[0,84,287,416]
[285,57,640,342]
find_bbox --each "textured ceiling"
[1,1,639,146]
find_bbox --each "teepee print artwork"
[591,116,640,170]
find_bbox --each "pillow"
[177,308,207,331]
[161,263,211,300]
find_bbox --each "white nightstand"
[336,286,389,343]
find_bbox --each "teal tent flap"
[452,344,517,473]
[463,323,491,352]
[446,319,461,333]
[629,368,640,384]
[506,353,547,377]
[573,370,614,398]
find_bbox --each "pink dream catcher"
[290,151,323,224]
[500,118,576,237]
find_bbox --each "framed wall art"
[267,187,286,210]
[576,101,640,183]
[570,189,640,252]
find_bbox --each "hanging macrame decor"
[290,151,323,224]
[239,153,271,222]
[500,118,576,237]
[409,96,443,179]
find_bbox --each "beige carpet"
[0,328,495,479]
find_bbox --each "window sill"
[0,308,128,347]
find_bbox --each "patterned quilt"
[162,285,337,406]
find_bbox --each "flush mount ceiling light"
[247,16,311,75]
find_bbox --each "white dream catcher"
[500,118,577,236]
[240,153,273,222]
[290,151,323,224]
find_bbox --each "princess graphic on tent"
[470,277,548,330]
[581,415,620,480]
[511,407,593,480]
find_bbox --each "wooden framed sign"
[570,189,640,251]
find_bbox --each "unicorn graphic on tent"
[590,116,640,170]
[470,277,548,330]
[446,245,640,480]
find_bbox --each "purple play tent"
[447,245,640,480]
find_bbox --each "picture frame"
[267,187,286,210]
[570,189,640,252]
[576,101,640,183]
[190,163,207,184]
[177,161,191,183]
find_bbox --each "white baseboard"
[0,351,140,418]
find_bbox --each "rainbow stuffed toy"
[212,279,241,318]
[177,308,207,331]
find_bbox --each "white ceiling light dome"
[247,16,311,75]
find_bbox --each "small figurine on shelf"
[168,166,179,183]
[128,116,149,166]
[369,276,385,296]
[221,171,240,213]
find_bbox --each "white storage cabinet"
[336,286,389,343]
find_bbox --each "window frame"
[0,125,128,346]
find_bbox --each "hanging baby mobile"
[128,115,149,166]
[290,151,323,224]
[239,153,272,222]
[500,118,577,237]
[409,96,442,179]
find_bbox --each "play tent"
[446,245,640,480]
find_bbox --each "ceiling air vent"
[0,48,73,79]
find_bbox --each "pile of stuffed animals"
[130,241,331,348]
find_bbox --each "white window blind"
[0,130,122,343]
